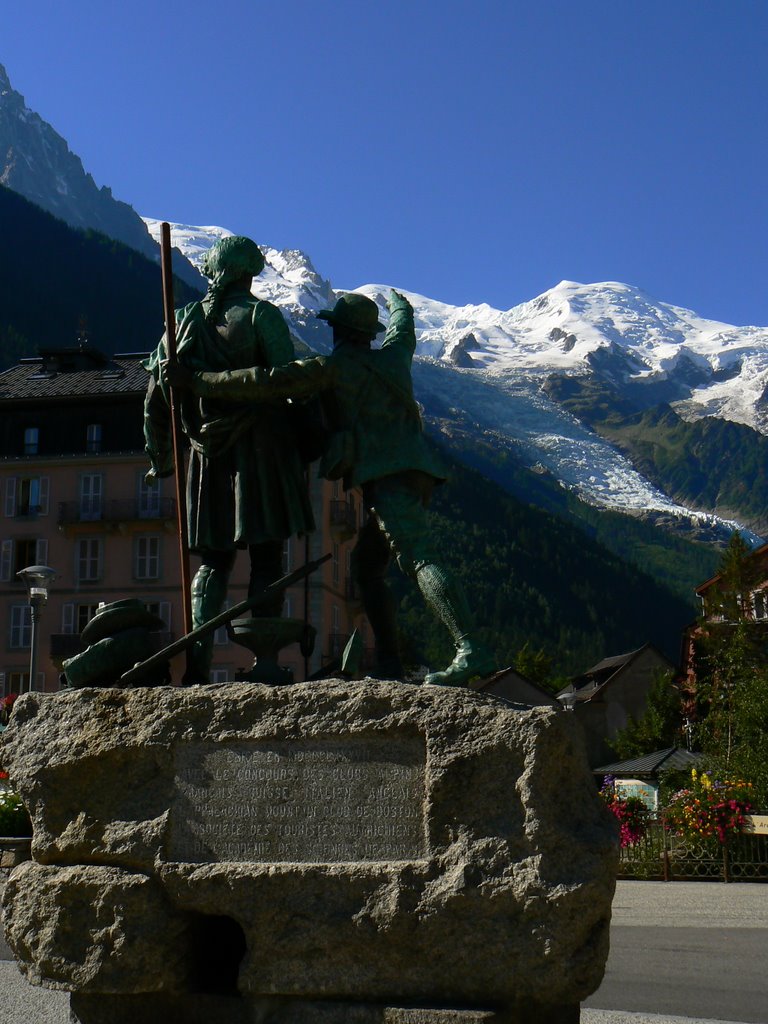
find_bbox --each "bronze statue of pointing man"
[164,282,496,688]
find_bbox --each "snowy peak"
[145,219,336,351]
[351,279,768,431]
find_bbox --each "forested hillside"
[395,444,711,678]
[0,185,202,368]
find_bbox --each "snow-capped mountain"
[0,64,202,290]
[143,219,335,353]
[148,220,767,544]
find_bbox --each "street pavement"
[0,878,765,1023]
[583,881,768,1024]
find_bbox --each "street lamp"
[16,565,56,694]
[557,690,578,712]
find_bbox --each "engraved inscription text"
[168,736,426,864]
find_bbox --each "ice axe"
[119,553,331,687]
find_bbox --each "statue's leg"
[184,548,236,685]
[414,563,496,687]
[247,541,285,617]
[352,511,403,680]
[371,474,496,688]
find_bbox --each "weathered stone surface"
[0,681,617,1009]
[1,862,190,992]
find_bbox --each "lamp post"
[16,565,56,694]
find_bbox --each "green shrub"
[0,789,32,837]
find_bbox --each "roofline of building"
[695,541,768,595]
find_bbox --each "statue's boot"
[416,563,496,687]
[358,575,404,680]
[182,563,229,685]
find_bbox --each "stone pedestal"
[0,682,617,1022]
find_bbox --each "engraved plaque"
[167,736,427,864]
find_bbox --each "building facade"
[0,346,369,694]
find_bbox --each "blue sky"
[4,1,767,324]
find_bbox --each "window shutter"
[0,539,13,581]
[4,478,16,517]
[62,603,75,634]
[158,601,172,631]
[39,477,50,515]
[35,538,48,564]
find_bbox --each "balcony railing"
[57,499,177,525]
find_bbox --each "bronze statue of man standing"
[164,288,495,688]
[144,235,314,683]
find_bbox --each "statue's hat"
[317,293,385,335]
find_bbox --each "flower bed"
[664,769,753,845]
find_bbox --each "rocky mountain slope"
[0,64,202,290]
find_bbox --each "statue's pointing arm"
[381,290,417,362]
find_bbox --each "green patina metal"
[166,290,496,687]
[144,236,314,683]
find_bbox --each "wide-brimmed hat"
[317,293,385,335]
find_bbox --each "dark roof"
[470,665,561,706]
[580,646,646,678]
[593,746,703,777]
[562,643,675,703]
[0,349,150,400]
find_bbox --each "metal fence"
[618,817,768,882]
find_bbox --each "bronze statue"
[164,288,495,688]
[144,236,314,684]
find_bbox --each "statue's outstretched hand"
[160,359,196,391]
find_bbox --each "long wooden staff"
[160,222,194,637]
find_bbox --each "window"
[146,602,172,631]
[210,668,230,683]
[79,474,103,521]
[77,539,102,582]
[138,475,161,518]
[332,543,340,585]
[284,594,293,618]
[754,591,768,621]
[332,604,340,632]
[282,538,292,575]
[0,539,48,581]
[135,536,161,580]
[86,423,102,454]
[63,604,100,634]
[23,427,39,455]
[10,605,31,649]
[4,477,49,518]
[13,539,38,576]
[4,671,29,696]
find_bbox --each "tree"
[692,534,768,806]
